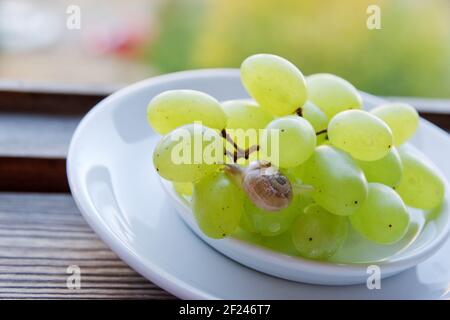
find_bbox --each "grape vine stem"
[295,108,327,136]
[221,129,260,163]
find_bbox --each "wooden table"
[0,82,448,299]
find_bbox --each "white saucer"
[67,69,450,299]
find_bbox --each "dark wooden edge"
[0,157,68,193]
[417,113,450,132]
[0,81,122,115]
[0,91,108,115]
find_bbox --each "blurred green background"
[148,0,450,98]
[1,0,449,98]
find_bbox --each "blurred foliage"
[147,0,450,98]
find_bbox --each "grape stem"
[221,129,260,163]
[295,108,327,136]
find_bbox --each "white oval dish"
[67,69,450,295]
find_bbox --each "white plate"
[68,69,450,298]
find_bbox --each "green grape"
[280,165,316,210]
[357,147,403,188]
[260,116,316,168]
[173,182,193,196]
[395,147,445,209]
[328,110,393,161]
[301,101,329,133]
[258,232,299,256]
[302,145,368,216]
[306,73,362,119]
[153,124,223,182]
[240,54,307,116]
[222,99,272,152]
[192,172,243,239]
[350,183,410,244]
[296,193,316,214]
[222,99,273,131]
[371,103,419,146]
[316,132,329,146]
[291,204,348,260]
[240,195,304,237]
[283,163,305,183]
[147,90,227,134]
[239,202,258,234]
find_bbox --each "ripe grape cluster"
[147,54,446,260]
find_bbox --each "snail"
[224,160,293,211]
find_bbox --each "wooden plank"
[0,113,81,158]
[0,81,119,115]
[0,193,174,299]
[0,81,120,96]
[0,157,67,193]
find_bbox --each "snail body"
[225,161,293,211]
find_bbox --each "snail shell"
[242,162,293,211]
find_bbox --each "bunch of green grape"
[147,54,446,261]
